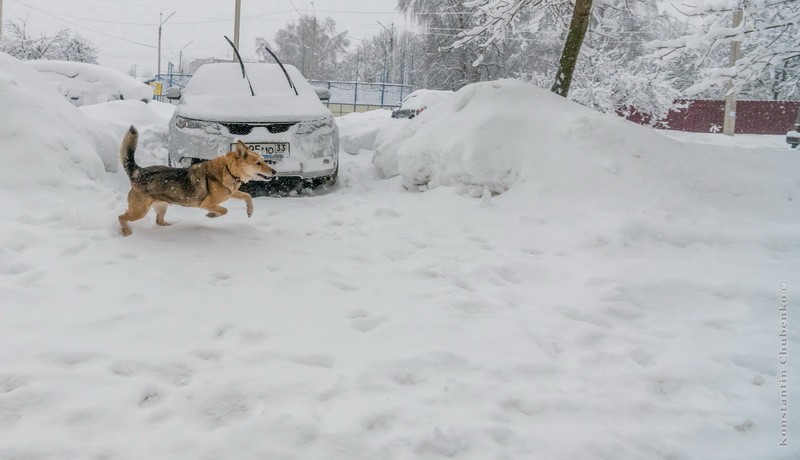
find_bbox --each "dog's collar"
[225,165,243,184]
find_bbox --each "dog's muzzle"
[257,170,277,180]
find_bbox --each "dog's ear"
[235,141,248,158]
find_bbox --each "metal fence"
[309,80,413,109]
[150,73,413,115]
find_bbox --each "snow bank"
[81,100,174,166]
[336,109,399,155]
[27,59,153,106]
[0,52,118,181]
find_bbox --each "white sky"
[2,0,404,76]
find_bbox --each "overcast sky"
[2,0,404,75]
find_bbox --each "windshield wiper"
[224,35,255,96]
[260,43,299,96]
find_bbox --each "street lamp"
[158,11,176,78]
[178,40,193,74]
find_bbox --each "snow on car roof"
[178,63,331,121]
[400,89,454,110]
[184,63,316,97]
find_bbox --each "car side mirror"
[314,87,331,101]
[165,87,182,100]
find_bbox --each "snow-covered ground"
[1,53,799,459]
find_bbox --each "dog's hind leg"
[153,201,172,226]
[118,190,152,237]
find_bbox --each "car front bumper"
[168,119,338,179]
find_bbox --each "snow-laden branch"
[448,0,569,66]
[647,1,800,95]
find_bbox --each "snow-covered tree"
[256,15,349,80]
[648,0,800,98]
[448,0,591,96]
[441,0,683,121]
[398,0,527,90]
[0,18,98,63]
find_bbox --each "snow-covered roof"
[27,60,154,107]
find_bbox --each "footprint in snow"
[138,385,163,408]
[196,389,250,429]
[211,272,232,286]
[374,208,401,218]
[327,278,359,292]
[351,315,388,332]
[293,354,334,368]
[62,241,90,256]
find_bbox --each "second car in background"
[391,89,454,119]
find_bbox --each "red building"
[623,100,800,135]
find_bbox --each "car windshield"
[184,63,315,98]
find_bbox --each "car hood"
[177,94,331,122]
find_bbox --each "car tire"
[312,165,338,189]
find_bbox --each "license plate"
[232,142,289,159]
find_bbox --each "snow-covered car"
[167,63,338,189]
[391,89,454,119]
[786,108,800,148]
[27,60,153,107]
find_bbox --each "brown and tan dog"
[118,126,275,236]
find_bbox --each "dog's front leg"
[203,204,228,218]
[230,190,254,217]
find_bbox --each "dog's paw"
[246,208,253,218]
[206,212,218,218]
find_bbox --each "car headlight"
[296,115,335,135]
[175,116,220,133]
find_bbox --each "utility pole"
[354,48,359,110]
[233,0,241,56]
[157,11,175,79]
[723,7,744,136]
[377,21,394,83]
[178,40,193,74]
[310,2,317,79]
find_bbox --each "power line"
[10,1,156,25]
[11,0,157,48]
[57,0,231,19]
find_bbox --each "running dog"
[118,126,275,236]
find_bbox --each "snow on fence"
[624,100,800,135]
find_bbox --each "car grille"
[221,122,297,135]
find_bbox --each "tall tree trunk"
[551,0,593,97]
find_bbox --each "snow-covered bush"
[0,18,98,63]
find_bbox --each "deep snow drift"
[0,53,117,175]
[1,57,798,459]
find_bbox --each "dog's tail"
[120,125,139,178]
